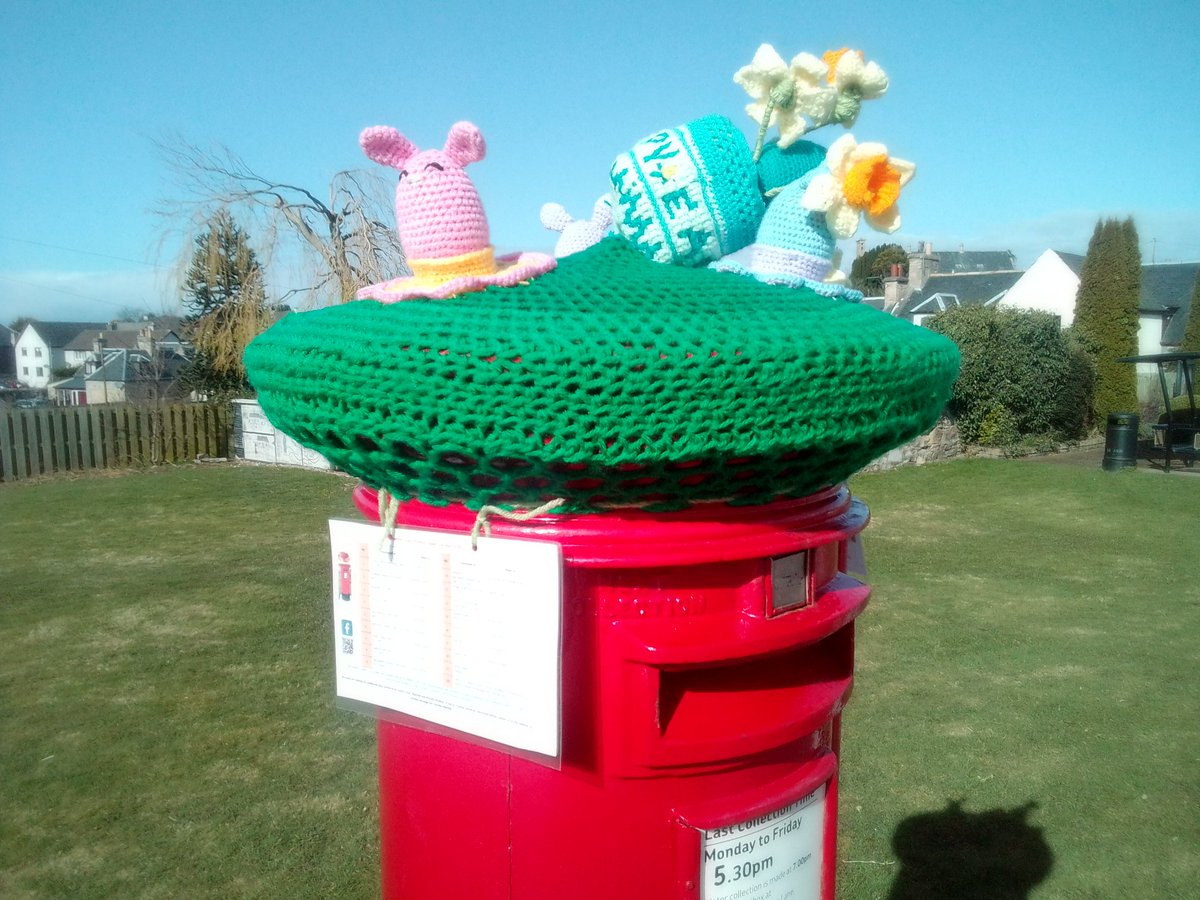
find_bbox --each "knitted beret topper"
[356,121,556,301]
[245,43,959,514]
[246,236,959,512]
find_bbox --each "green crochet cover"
[245,237,959,511]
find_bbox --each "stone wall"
[860,415,963,473]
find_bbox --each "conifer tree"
[180,211,272,398]
[1073,217,1140,422]
[850,243,907,295]
[1181,269,1200,353]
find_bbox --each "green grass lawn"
[842,460,1199,899]
[0,466,376,899]
[1,459,1197,898]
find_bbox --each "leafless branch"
[155,135,408,307]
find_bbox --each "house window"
[35,347,43,357]
[22,366,29,375]
[21,347,28,356]
[36,366,44,377]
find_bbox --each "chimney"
[907,242,939,292]
[882,263,908,313]
[93,333,106,357]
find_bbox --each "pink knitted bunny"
[360,121,489,260]
[357,121,556,302]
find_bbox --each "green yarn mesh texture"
[245,237,960,511]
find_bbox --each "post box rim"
[351,483,866,567]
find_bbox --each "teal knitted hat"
[609,115,764,266]
[756,138,827,196]
[710,167,863,301]
[245,237,959,512]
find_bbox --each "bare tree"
[157,137,407,306]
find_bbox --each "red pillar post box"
[353,481,870,900]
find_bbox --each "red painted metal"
[353,485,870,899]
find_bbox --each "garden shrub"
[927,306,1096,445]
[977,404,1020,446]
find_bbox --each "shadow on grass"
[887,801,1053,899]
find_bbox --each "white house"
[997,250,1085,326]
[14,321,105,389]
[996,254,1198,384]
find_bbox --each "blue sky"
[2,0,1198,325]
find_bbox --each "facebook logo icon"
[341,620,353,636]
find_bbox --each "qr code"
[341,637,354,654]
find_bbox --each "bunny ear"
[540,202,572,233]
[360,126,417,169]
[591,194,614,229]
[444,121,486,166]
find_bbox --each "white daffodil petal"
[735,68,773,97]
[891,158,916,185]
[746,100,777,126]
[776,111,809,148]
[751,43,788,72]
[859,61,889,98]
[791,52,829,82]
[851,141,890,161]
[834,51,865,87]
[825,133,859,177]
[735,44,788,95]
[795,85,836,122]
[866,206,902,233]
[827,202,862,239]
[801,174,839,212]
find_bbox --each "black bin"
[1102,412,1139,471]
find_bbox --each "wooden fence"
[0,403,231,482]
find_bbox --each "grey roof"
[1054,251,1086,276]
[64,330,142,351]
[1144,262,1199,345]
[25,321,107,347]
[928,250,1016,274]
[86,348,189,383]
[110,315,185,333]
[62,327,183,352]
[898,270,1024,318]
[49,374,89,390]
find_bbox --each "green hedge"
[927,306,1096,445]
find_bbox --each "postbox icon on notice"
[337,552,352,601]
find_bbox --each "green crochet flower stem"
[752,82,798,162]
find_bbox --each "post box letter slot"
[657,630,853,744]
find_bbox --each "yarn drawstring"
[470,498,566,551]
[377,488,400,553]
[377,490,565,552]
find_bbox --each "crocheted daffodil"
[736,44,835,151]
[802,133,915,238]
[823,49,889,127]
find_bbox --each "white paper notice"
[701,784,826,900]
[328,519,562,757]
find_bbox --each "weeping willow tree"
[159,138,406,306]
[179,211,274,399]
